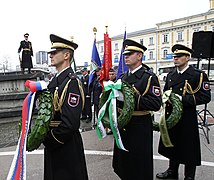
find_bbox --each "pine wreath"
[19,89,53,151]
[153,92,183,131]
[99,81,135,129]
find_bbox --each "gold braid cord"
[183,72,203,95]
[133,75,152,110]
[76,78,85,110]
[142,76,152,96]
[53,80,71,112]
[53,78,85,112]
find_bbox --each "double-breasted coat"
[80,74,92,119]
[18,40,33,68]
[91,76,102,118]
[158,66,211,166]
[43,67,88,180]
[113,66,162,180]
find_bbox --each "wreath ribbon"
[7,80,47,180]
[159,90,173,147]
[96,79,128,151]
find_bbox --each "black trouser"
[169,159,196,179]
[82,97,92,120]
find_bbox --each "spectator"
[91,67,102,125]
[80,67,92,123]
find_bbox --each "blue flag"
[88,39,101,88]
[116,30,128,79]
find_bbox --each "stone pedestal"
[0,71,49,147]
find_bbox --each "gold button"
[167,112,169,115]
[123,128,126,131]
[180,88,182,91]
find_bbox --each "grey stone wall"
[0,117,20,148]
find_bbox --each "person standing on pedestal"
[18,33,33,74]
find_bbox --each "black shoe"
[156,169,178,179]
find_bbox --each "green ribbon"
[159,90,174,147]
[96,80,128,151]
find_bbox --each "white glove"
[175,94,182,101]
[117,91,124,101]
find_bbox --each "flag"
[100,32,112,82]
[116,30,128,79]
[88,39,101,88]
[7,81,47,180]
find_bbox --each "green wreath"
[19,89,53,151]
[99,81,135,129]
[153,92,183,131]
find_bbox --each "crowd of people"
[24,33,211,180]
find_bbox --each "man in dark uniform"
[91,67,102,121]
[106,67,116,135]
[113,39,162,180]
[108,67,116,82]
[43,34,88,180]
[18,33,33,74]
[156,44,211,180]
[80,67,92,123]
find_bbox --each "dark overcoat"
[158,66,211,166]
[43,67,88,180]
[80,74,92,119]
[18,40,33,68]
[92,77,102,106]
[113,66,162,180]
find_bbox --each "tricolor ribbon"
[7,80,47,180]
[96,79,128,151]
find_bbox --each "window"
[149,37,154,45]
[114,43,119,51]
[149,51,154,59]
[163,49,168,59]
[114,54,119,63]
[163,34,169,43]
[140,39,144,45]
[177,31,183,41]
[193,28,199,32]
[100,46,104,53]
[212,26,214,32]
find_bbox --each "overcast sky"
[0,0,210,69]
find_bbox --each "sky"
[0,0,210,70]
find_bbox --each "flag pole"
[92,27,97,127]
[93,27,97,40]
[105,25,108,34]
[70,36,77,72]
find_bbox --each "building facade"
[35,51,48,65]
[97,1,214,74]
